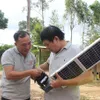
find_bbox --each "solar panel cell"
[78,42,100,69]
[54,61,83,79]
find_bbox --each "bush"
[0,64,2,71]
[32,48,50,66]
[0,44,13,58]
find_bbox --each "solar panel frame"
[50,38,100,80]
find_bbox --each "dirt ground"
[30,80,100,100]
[80,82,100,100]
[0,72,100,100]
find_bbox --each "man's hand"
[31,68,42,79]
[50,73,64,88]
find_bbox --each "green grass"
[0,64,3,71]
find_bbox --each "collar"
[53,41,71,55]
[14,46,20,54]
[14,47,30,57]
[64,41,71,50]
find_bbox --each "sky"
[0,0,97,45]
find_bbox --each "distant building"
[33,45,50,65]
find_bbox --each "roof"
[33,45,46,49]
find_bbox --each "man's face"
[15,34,31,56]
[43,37,60,53]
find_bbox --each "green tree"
[18,17,43,45]
[64,0,94,45]
[84,28,100,46]
[75,0,92,25]
[18,21,27,31]
[64,0,77,42]
[31,19,43,45]
[49,10,65,30]
[32,0,54,27]
[75,0,92,47]
[0,10,8,29]
[83,0,100,46]
[27,0,31,32]
[90,0,100,25]
[0,45,13,59]
[0,45,13,69]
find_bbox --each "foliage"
[18,17,44,64]
[0,64,3,71]
[49,10,65,30]
[30,17,42,32]
[64,0,77,42]
[0,45,13,70]
[31,20,43,45]
[18,17,43,45]
[65,0,100,46]
[90,0,100,25]
[83,0,100,46]
[40,49,50,64]
[75,0,92,25]
[0,10,8,29]
[65,0,75,14]
[18,21,27,31]
[83,26,100,46]
[0,44,13,58]
[33,0,49,11]
[74,0,93,46]
[32,0,54,26]
[31,49,39,66]
[32,48,50,65]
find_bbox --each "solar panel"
[78,42,100,69]
[50,38,100,80]
[54,61,83,80]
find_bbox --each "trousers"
[1,97,30,100]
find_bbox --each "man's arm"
[51,69,94,88]
[39,61,49,72]
[4,66,42,80]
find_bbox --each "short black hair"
[13,30,30,41]
[40,25,65,42]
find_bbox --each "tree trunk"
[27,0,31,33]
[93,65,97,80]
[41,0,44,27]
[70,13,73,43]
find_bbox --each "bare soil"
[80,82,100,100]
[0,72,100,100]
[30,80,100,100]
